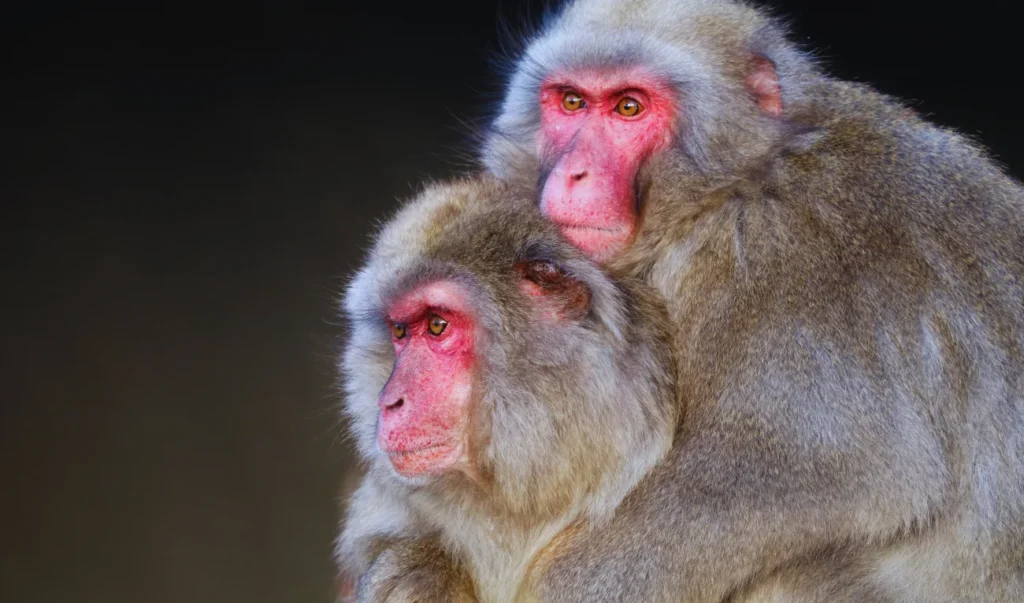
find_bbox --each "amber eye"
[561,91,585,112]
[614,96,643,117]
[391,323,406,339]
[427,314,448,336]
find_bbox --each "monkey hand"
[355,540,477,603]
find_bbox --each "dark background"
[2,2,1020,602]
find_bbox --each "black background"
[2,2,1020,602]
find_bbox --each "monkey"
[344,0,1024,601]
[335,177,679,603]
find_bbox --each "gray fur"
[343,0,1024,600]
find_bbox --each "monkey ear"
[747,54,782,117]
[515,259,592,321]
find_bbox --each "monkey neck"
[401,451,660,603]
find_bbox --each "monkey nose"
[570,169,587,182]
[381,397,404,411]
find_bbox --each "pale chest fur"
[422,501,580,603]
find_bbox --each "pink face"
[376,281,477,478]
[375,262,592,479]
[539,67,678,261]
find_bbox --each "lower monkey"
[336,178,679,602]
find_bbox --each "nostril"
[385,398,404,411]
[570,170,587,182]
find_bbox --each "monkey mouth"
[554,223,632,260]
[554,222,625,234]
[383,442,462,477]
[384,442,450,456]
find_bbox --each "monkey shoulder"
[758,78,1024,297]
[789,79,1017,202]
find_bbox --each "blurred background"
[2,2,1020,602]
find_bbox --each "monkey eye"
[561,91,585,112]
[391,322,407,339]
[614,97,644,117]
[427,314,448,336]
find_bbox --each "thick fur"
[474,0,1024,601]
[344,0,1024,600]
[336,178,678,602]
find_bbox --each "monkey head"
[341,178,678,519]
[485,0,817,262]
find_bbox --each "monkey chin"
[384,441,466,480]
[556,223,632,263]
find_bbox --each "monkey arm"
[529,356,951,603]
[337,477,477,603]
[353,535,476,603]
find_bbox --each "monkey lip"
[555,223,623,233]
[384,442,450,455]
[382,442,462,476]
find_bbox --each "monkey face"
[538,68,678,262]
[376,280,478,478]
[371,259,600,483]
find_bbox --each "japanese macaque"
[342,0,1024,601]
[336,178,678,602]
